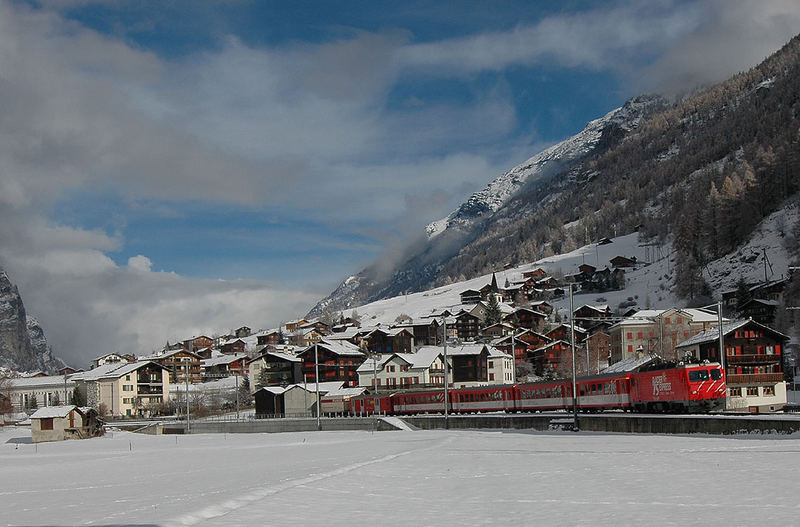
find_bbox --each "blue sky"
[2,0,799,365]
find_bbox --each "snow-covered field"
[2,426,799,526]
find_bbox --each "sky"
[1,0,799,367]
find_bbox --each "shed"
[30,406,103,443]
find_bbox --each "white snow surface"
[2,425,799,526]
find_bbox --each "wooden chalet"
[504,307,546,330]
[247,349,302,388]
[609,255,636,268]
[675,319,788,412]
[297,339,366,387]
[362,327,414,354]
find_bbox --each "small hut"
[30,405,103,443]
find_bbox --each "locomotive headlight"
[691,390,698,394]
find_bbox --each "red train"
[351,362,726,415]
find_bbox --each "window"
[126,375,131,381]
[688,370,710,381]
[40,418,53,430]
[665,318,671,324]
[489,373,495,381]
[746,386,759,396]
[710,369,722,380]
[729,387,741,397]
[488,361,494,368]
[626,332,633,340]
[637,332,643,339]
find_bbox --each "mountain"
[0,267,61,373]
[311,34,800,318]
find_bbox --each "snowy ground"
[2,426,800,526]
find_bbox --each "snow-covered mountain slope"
[349,202,796,326]
[425,95,666,239]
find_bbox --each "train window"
[688,370,710,381]
[710,369,722,380]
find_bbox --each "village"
[3,251,793,444]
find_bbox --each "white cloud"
[127,255,153,272]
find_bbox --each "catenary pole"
[443,316,449,429]
[314,343,321,430]
[569,284,578,430]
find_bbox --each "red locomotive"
[350,362,726,415]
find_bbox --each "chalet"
[58,366,81,376]
[573,304,613,330]
[529,340,573,377]
[220,338,247,355]
[90,353,132,370]
[460,289,482,304]
[738,298,779,324]
[609,255,636,268]
[183,336,214,352]
[297,339,366,387]
[255,329,282,346]
[454,311,480,341]
[446,343,513,387]
[392,318,441,346]
[356,348,445,390]
[285,319,308,333]
[30,406,102,443]
[578,264,596,275]
[504,307,547,331]
[194,347,214,360]
[676,319,788,412]
[491,329,551,366]
[72,361,170,418]
[523,268,547,281]
[481,322,516,339]
[202,353,249,380]
[141,349,203,384]
[362,327,414,354]
[235,326,252,338]
[529,300,554,315]
[545,323,587,344]
[247,349,302,389]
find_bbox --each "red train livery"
[351,362,726,415]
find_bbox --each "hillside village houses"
[3,251,794,419]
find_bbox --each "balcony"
[137,385,164,394]
[726,354,781,364]
[727,373,784,384]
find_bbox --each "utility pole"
[442,316,449,429]
[314,343,321,431]
[569,284,578,430]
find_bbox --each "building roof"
[72,361,166,382]
[202,353,248,368]
[10,375,76,388]
[29,405,82,419]
[675,319,789,349]
[299,339,365,357]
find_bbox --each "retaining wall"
[402,413,800,435]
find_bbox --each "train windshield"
[688,370,710,381]
[710,368,722,380]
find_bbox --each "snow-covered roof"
[675,319,788,349]
[10,375,76,388]
[323,387,366,398]
[602,355,657,373]
[72,361,165,381]
[202,353,248,368]
[29,405,80,419]
[300,339,365,357]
